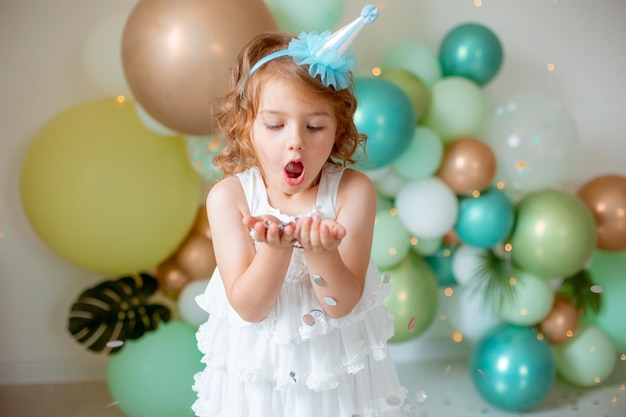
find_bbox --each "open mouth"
[284,161,305,185]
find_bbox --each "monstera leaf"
[68,272,171,353]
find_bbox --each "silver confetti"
[477,368,489,379]
[311,273,324,285]
[323,296,337,306]
[310,309,324,319]
[415,389,427,403]
[106,340,124,348]
[302,313,315,326]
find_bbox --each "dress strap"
[315,164,344,220]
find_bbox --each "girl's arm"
[206,176,295,323]
[297,168,377,318]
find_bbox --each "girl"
[192,6,406,416]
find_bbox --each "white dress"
[192,164,407,417]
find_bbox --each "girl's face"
[251,77,337,195]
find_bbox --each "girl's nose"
[287,127,304,150]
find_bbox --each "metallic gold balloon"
[539,295,579,344]
[156,257,190,299]
[437,137,497,195]
[122,0,277,135]
[190,206,212,240]
[176,235,216,280]
[577,174,626,252]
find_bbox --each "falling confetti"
[408,317,416,332]
[323,296,337,306]
[311,273,324,286]
[477,368,489,379]
[415,389,428,403]
[106,340,124,348]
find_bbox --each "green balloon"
[265,0,345,33]
[372,209,411,269]
[382,253,439,343]
[392,126,444,181]
[553,325,616,387]
[381,41,442,87]
[20,99,200,275]
[497,271,554,326]
[380,67,431,121]
[510,190,597,278]
[107,320,203,417]
[584,250,626,352]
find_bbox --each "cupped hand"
[243,215,296,248]
[294,215,346,252]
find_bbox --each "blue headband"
[246,5,379,92]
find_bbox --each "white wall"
[1,0,625,384]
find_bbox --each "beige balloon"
[437,137,497,195]
[156,256,191,299]
[122,0,277,135]
[176,235,217,280]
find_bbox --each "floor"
[1,356,624,417]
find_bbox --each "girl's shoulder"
[206,175,248,213]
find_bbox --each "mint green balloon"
[392,126,444,181]
[382,253,439,343]
[510,190,597,278]
[584,250,626,352]
[381,41,442,87]
[411,236,442,257]
[107,320,203,417]
[372,209,411,269]
[554,325,616,387]
[265,0,345,33]
[422,76,488,142]
[498,272,554,326]
[381,68,431,121]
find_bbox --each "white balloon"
[373,168,406,198]
[395,177,458,239]
[82,13,132,97]
[443,285,501,344]
[451,244,488,286]
[178,279,210,327]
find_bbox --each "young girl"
[192,6,406,416]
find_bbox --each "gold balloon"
[437,137,497,195]
[577,174,626,252]
[190,206,212,239]
[122,0,277,135]
[176,235,216,280]
[156,256,190,299]
[539,295,579,344]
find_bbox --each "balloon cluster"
[355,22,626,412]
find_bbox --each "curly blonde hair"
[211,31,366,177]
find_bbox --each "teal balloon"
[353,77,416,169]
[510,190,597,278]
[107,320,203,417]
[382,253,439,343]
[392,126,443,181]
[584,250,626,352]
[439,23,504,86]
[424,245,457,286]
[372,208,411,269]
[185,135,224,183]
[380,67,431,121]
[455,189,515,248]
[470,324,556,411]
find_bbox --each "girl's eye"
[265,124,283,130]
[307,125,324,132]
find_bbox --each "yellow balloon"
[20,98,200,275]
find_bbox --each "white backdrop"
[1,0,625,384]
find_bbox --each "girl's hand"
[295,215,346,253]
[243,215,296,248]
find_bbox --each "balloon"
[553,325,617,387]
[82,12,132,97]
[372,169,406,199]
[186,135,225,184]
[380,68,431,121]
[19,99,200,275]
[497,271,554,326]
[135,103,177,136]
[176,235,216,280]
[410,236,442,257]
[178,279,211,327]
[156,256,191,299]
[470,324,556,411]
[372,208,411,269]
[442,228,462,247]
[423,245,457,286]
[107,320,203,417]
[437,137,497,194]
[122,0,277,135]
[484,92,580,193]
[395,177,459,239]
[454,189,515,248]
[381,41,442,87]
[539,295,580,344]
[439,23,504,86]
[444,284,501,343]
[391,126,444,181]
[451,245,488,286]
[585,250,626,352]
[422,77,488,143]
[265,0,345,33]
[353,77,416,169]
[190,206,212,240]
[382,253,439,343]
[577,174,626,252]
[510,190,597,278]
